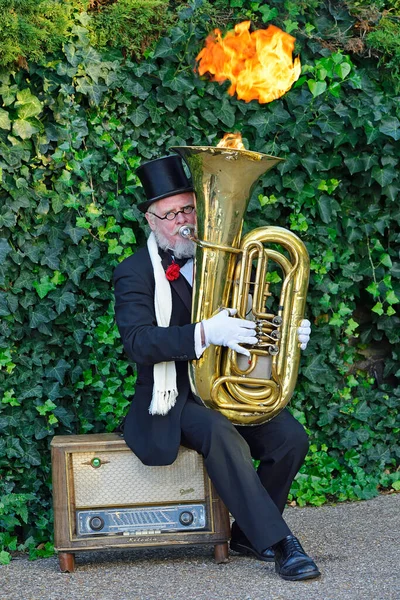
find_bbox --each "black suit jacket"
[113,246,197,466]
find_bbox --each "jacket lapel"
[160,251,192,314]
[170,276,192,314]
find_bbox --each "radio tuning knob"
[179,511,194,526]
[89,516,105,531]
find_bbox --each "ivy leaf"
[13,269,34,291]
[15,89,43,119]
[307,80,327,97]
[302,156,322,176]
[366,282,380,298]
[51,195,64,214]
[213,98,235,128]
[248,112,270,136]
[0,294,10,316]
[303,355,329,383]
[36,399,57,415]
[158,90,182,112]
[340,430,359,448]
[83,50,105,83]
[54,405,75,428]
[129,106,149,127]
[120,228,136,245]
[371,166,396,187]
[168,74,194,94]
[367,443,391,464]
[0,209,17,228]
[282,172,305,194]
[152,37,174,59]
[80,246,100,268]
[43,381,62,401]
[64,42,80,67]
[259,5,278,22]
[202,110,219,126]
[0,239,11,263]
[353,401,372,422]
[124,80,149,100]
[29,305,55,329]
[52,290,77,314]
[372,302,384,315]
[0,108,11,130]
[380,253,392,268]
[344,156,364,175]
[45,359,71,384]
[32,276,56,299]
[64,222,87,244]
[13,119,39,140]
[334,63,351,80]
[0,551,11,565]
[64,262,86,285]
[75,77,108,106]
[317,195,332,223]
[23,445,42,466]
[364,122,380,144]
[378,117,400,141]
[386,290,399,305]
[382,183,398,201]
[87,263,112,280]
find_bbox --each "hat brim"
[138,185,194,213]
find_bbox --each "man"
[113,154,320,582]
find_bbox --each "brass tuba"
[172,145,310,426]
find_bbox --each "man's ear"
[145,212,156,231]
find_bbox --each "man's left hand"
[298,319,311,350]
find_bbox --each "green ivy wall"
[0,2,399,562]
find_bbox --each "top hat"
[136,155,193,213]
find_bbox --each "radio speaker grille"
[72,446,205,508]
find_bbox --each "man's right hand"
[202,309,257,357]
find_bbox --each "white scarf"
[147,233,178,415]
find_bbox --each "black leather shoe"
[230,537,274,562]
[273,535,321,581]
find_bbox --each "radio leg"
[58,552,75,572]
[214,542,229,564]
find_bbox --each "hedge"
[0,0,399,562]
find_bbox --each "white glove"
[298,319,311,350]
[202,308,257,357]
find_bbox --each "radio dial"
[89,516,105,531]
[179,511,194,526]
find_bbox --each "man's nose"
[175,210,187,224]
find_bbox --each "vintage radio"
[51,433,230,572]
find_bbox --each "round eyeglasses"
[149,205,195,221]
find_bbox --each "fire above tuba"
[172,144,310,426]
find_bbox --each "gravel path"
[1,494,399,600]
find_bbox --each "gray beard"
[153,228,196,259]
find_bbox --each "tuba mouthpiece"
[179,225,194,239]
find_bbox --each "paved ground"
[1,494,399,600]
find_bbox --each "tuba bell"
[172,145,310,426]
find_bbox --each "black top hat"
[136,155,193,213]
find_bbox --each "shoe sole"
[230,541,275,563]
[276,568,321,581]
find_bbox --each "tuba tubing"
[172,145,309,426]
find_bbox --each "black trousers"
[180,399,309,553]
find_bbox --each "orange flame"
[216,132,246,149]
[196,21,301,104]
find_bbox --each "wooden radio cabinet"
[51,433,230,572]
